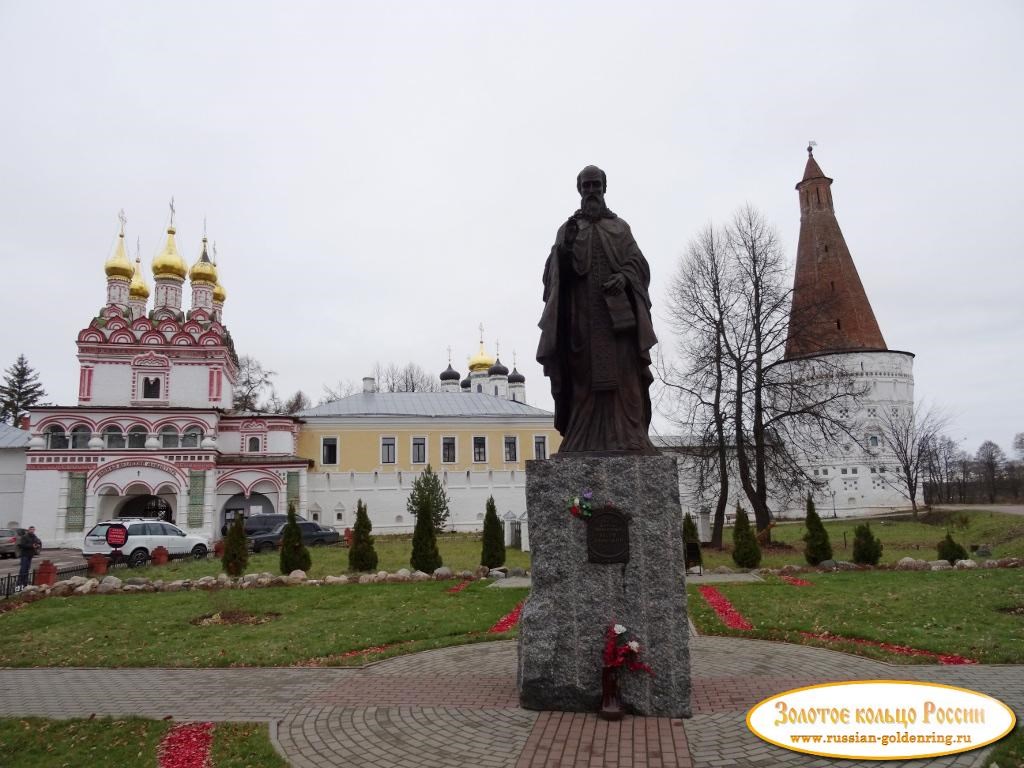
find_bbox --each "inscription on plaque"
[587,506,629,564]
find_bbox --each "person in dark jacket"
[17,526,41,588]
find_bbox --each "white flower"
[628,640,640,652]
[573,497,580,506]
[613,624,627,635]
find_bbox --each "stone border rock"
[12,565,531,602]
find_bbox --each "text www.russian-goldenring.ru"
[790,732,973,747]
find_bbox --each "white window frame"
[441,435,457,464]
[533,435,548,460]
[472,435,487,463]
[381,436,397,465]
[503,435,518,463]
[411,436,427,465]
[320,436,339,466]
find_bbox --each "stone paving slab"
[0,637,1020,767]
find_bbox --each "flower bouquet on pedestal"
[600,623,654,720]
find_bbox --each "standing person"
[17,526,41,588]
[537,165,659,454]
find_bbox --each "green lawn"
[147,532,531,580]
[0,718,287,768]
[698,508,1024,570]
[983,727,1024,768]
[688,569,1024,664]
[0,580,527,667]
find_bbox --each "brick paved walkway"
[0,637,1020,767]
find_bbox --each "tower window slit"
[836,319,842,330]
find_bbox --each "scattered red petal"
[798,631,976,665]
[446,580,472,594]
[488,600,524,633]
[158,722,213,768]
[698,586,754,630]
[780,576,814,587]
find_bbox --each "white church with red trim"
[21,210,309,549]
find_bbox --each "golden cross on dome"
[478,322,485,344]
[203,216,208,239]
[118,209,127,235]
[212,241,218,265]
[169,196,176,228]
[135,236,141,260]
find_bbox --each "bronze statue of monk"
[537,165,659,455]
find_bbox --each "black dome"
[488,357,509,376]
[508,367,525,384]
[440,364,461,382]
[460,374,471,389]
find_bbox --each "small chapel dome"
[152,226,188,280]
[189,236,218,285]
[213,279,227,303]
[460,374,471,390]
[488,357,509,377]
[104,230,134,281]
[440,364,461,382]
[508,367,525,384]
[129,256,150,299]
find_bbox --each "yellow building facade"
[296,382,560,533]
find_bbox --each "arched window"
[70,425,91,449]
[143,377,161,399]
[247,436,261,452]
[494,386,499,396]
[476,384,482,393]
[160,427,179,449]
[181,427,202,448]
[103,426,125,449]
[45,426,68,450]
[127,426,148,449]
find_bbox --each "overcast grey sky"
[1,1,1020,456]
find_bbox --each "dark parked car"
[247,521,341,553]
[221,513,307,538]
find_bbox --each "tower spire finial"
[447,345,452,364]
[212,241,218,265]
[478,322,484,345]
[135,236,141,261]
[496,339,501,358]
[807,139,817,156]
[169,196,176,229]
[118,208,127,236]
[203,215,207,240]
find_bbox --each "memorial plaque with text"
[587,506,629,564]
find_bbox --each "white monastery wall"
[0,449,27,528]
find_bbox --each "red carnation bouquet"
[603,623,654,675]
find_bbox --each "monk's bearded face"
[579,175,605,216]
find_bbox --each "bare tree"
[372,361,440,393]
[319,379,358,404]
[283,390,311,414]
[975,441,1006,504]
[1013,432,1024,461]
[873,402,949,515]
[661,222,735,547]
[233,355,276,412]
[662,206,862,537]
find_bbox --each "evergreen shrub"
[348,499,378,572]
[409,475,443,573]
[279,501,311,574]
[802,494,833,565]
[480,495,506,568]
[937,532,968,565]
[221,514,249,577]
[406,464,450,533]
[731,505,761,568]
[852,522,883,565]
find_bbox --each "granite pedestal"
[517,455,692,718]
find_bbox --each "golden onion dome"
[467,341,496,373]
[152,226,188,280]
[104,231,134,281]
[189,236,218,285]
[213,278,226,303]
[129,256,150,299]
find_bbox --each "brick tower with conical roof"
[786,146,888,359]
[781,148,917,517]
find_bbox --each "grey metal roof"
[299,392,553,419]
[0,423,31,449]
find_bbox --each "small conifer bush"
[410,481,443,574]
[937,531,968,565]
[406,464,450,533]
[480,495,506,568]
[852,522,883,565]
[348,499,378,572]
[683,512,702,567]
[802,493,833,565]
[731,504,761,568]
[279,501,311,574]
[221,514,249,577]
